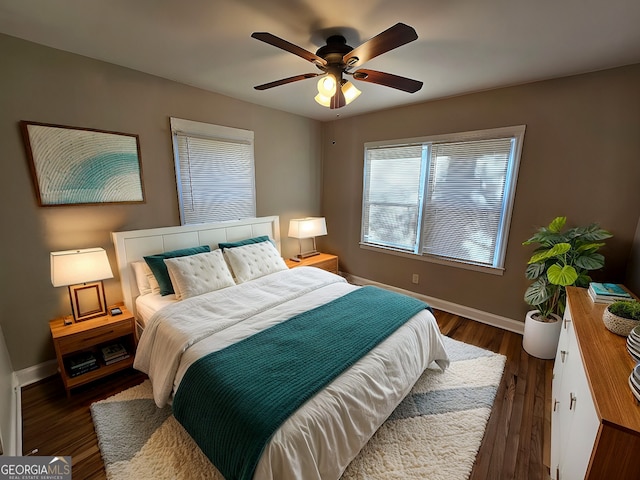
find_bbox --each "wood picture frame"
[20,121,145,206]
[69,281,108,322]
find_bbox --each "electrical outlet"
[412,273,419,284]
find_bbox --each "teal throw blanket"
[172,286,429,480]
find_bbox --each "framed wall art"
[21,121,145,206]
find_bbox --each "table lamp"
[288,217,327,259]
[51,248,113,322]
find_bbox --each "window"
[361,125,525,272]
[170,117,256,225]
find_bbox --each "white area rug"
[91,337,505,480]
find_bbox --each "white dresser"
[550,287,640,479]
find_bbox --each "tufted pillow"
[144,245,210,295]
[164,250,235,300]
[223,240,287,284]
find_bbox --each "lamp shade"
[342,81,361,104]
[51,248,113,287]
[288,217,327,239]
[314,92,332,107]
[315,81,361,108]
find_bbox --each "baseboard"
[12,372,21,456]
[2,372,20,456]
[14,359,58,388]
[7,360,57,457]
[344,274,524,335]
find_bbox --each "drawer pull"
[82,329,115,342]
[564,318,572,329]
[560,350,568,363]
[553,399,559,412]
[569,392,577,410]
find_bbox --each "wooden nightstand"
[285,253,339,274]
[49,304,137,397]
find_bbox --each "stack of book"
[588,282,633,304]
[65,352,99,377]
[101,343,130,365]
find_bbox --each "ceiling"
[1,0,639,122]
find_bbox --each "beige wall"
[0,34,322,370]
[321,64,640,321]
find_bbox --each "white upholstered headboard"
[111,216,281,316]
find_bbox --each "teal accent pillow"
[144,245,210,295]
[218,236,273,251]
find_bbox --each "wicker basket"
[602,307,640,336]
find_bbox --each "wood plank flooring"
[20,310,553,479]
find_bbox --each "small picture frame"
[69,281,107,321]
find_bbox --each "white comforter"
[134,267,449,480]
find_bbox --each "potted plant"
[522,216,612,359]
[603,300,640,336]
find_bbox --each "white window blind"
[362,145,425,251]
[361,126,525,271]
[171,118,256,225]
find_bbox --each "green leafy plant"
[608,300,640,321]
[523,216,612,321]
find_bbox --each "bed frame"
[111,216,281,317]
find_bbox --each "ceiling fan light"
[317,75,337,97]
[342,81,361,105]
[314,92,332,107]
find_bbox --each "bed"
[111,216,449,480]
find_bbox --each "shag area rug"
[91,337,505,480]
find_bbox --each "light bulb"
[317,75,337,97]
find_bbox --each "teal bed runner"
[172,286,430,480]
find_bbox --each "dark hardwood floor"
[21,310,553,479]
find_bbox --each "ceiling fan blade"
[254,73,320,90]
[343,23,418,68]
[251,32,327,66]
[330,87,346,109]
[352,69,423,93]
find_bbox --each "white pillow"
[131,260,159,295]
[224,241,287,284]
[164,250,235,300]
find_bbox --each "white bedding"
[134,266,449,480]
[135,292,177,327]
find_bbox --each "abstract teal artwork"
[21,121,145,206]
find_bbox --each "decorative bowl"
[603,307,640,336]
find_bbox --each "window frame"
[170,117,256,226]
[360,125,526,275]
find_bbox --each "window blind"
[361,126,524,270]
[362,145,424,251]
[171,118,255,225]
[422,138,513,266]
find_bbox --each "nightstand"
[49,304,137,397]
[285,253,339,274]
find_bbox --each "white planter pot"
[522,310,562,359]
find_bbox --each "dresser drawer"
[57,320,132,354]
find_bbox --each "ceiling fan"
[251,23,423,109]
